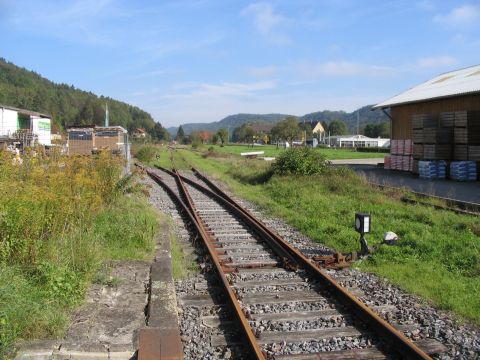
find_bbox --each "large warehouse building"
[373,64,480,175]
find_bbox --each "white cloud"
[166,80,276,99]
[296,61,396,78]
[241,2,289,44]
[416,56,457,68]
[434,4,480,27]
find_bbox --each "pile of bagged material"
[419,160,446,179]
[450,161,477,181]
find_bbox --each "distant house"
[133,128,147,138]
[327,134,390,148]
[305,121,326,136]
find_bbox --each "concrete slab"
[350,165,480,204]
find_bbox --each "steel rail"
[189,167,433,360]
[143,166,266,360]
[155,165,299,271]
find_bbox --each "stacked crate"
[452,111,480,179]
[419,114,453,160]
[387,139,412,171]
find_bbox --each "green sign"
[39,121,51,131]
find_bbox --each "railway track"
[138,160,447,359]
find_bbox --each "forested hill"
[300,105,389,133]
[0,58,164,136]
[167,113,289,135]
[168,106,389,135]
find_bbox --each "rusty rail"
[143,166,266,359]
[188,167,432,360]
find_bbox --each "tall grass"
[0,149,156,358]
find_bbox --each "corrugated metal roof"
[0,103,51,118]
[372,64,480,109]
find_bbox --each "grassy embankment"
[0,150,156,358]
[158,146,480,325]
[207,144,385,159]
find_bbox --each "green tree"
[270,124,281,148]
[176,125,185,143]
[151,122,170,142]
[363,122,390,138]
[216,128,228,146]
[328,120,348,135]
[244,126,256,147]
[271,116,301,148]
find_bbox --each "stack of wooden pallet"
[386,139,412,171]
[416,113,453,160]
[452,111,480,161]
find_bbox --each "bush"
[272,147,329,175]
[135,145,160,163]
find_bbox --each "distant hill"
[167,113,289,136]
[169,106,389,135]
[300,105,389,133]
[0,58,166,136]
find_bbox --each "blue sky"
[0,1,479,127]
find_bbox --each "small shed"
[67,125,128,156]
[94,126,128,154]
[67,126,95,155]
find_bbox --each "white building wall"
[0,108,18,137]
[31,117,51,146]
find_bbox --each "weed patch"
[0,150,156,358]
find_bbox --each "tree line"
[175,116,390,147]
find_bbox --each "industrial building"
[373,64,480,178]
[0,104,52,148]
[327,134,390,148]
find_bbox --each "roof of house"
[330,134,389,141]
[67,125,127,133]
[373,64,480,109]
[134,128,146,133]
[310,121,326,132]
[0,103,51,118]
